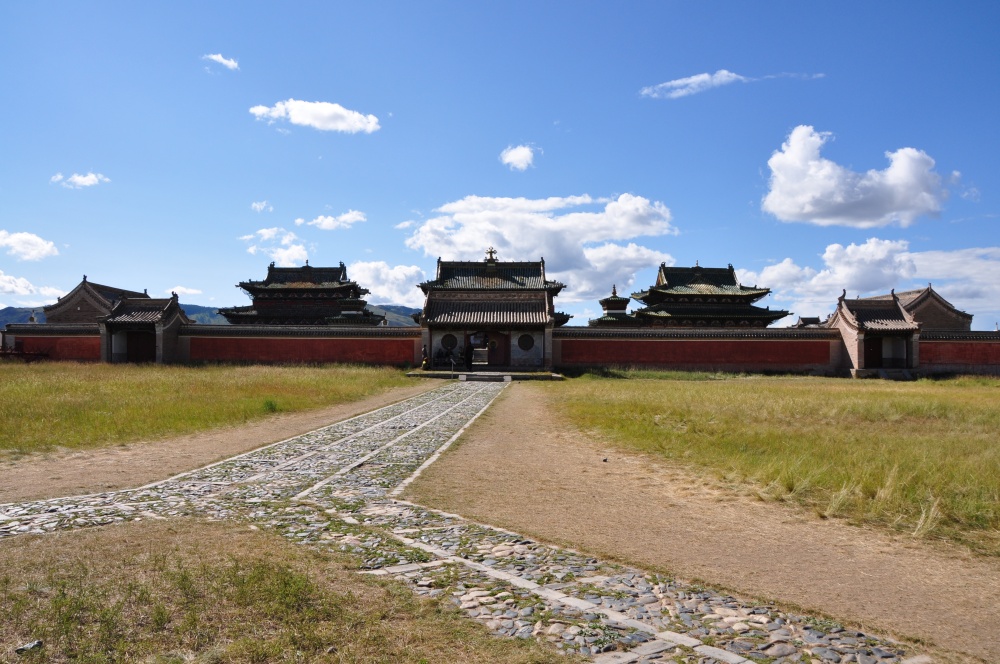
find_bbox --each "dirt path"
[0,381,437,504]
[403,382,999,664]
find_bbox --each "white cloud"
[202,53,239,70]
[249,99,380,134]
[640,69,750,99]
[0,271,64,306]
[51,172,110,189]
[641,70,824,100]
[348,261,427,307]
[251,200,273,213]
[0,271,37,296]
[295,210,366,230]
[394,220,416,230]
[762,125,946,228]
[238,228,307,266]
[405,193,675,301]
[740,238,1000,328]
[0,230,59,261]
[169,286,202,296]
[500,144,536,171]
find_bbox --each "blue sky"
[2,2,999,329]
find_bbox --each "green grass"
[554,371,1000,554]
[1,519,564,663]
[0,363,413,455]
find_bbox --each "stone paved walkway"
[1,382,931,664]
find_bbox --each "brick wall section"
[555,338,834,371]
[20,335,101,361]
[920,339,1000,374]
[188,336,419,365]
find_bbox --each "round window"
[517,334,535,351]
[441,334,458,350]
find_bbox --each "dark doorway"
[863,337,883,369]
[487,332,509,366]
[126,331,156,363]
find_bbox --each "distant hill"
[370,305,420,327]
[1,304,421,328]
[180,304,228,325]
[0,306,46,326]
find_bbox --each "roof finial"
[611,284,617,297]
[485,246,497,261]
[695,259,699,267]
[144,288,147,295]
[305,259,309,266]
[83,274,87,282]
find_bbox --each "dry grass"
[0,519,564,664]
[0,363,412,455]
[554,372,1000,554]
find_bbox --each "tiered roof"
[622,263,788,328]
[219,262,384,326]
[416,250,570,327]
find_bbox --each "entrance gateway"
[414,248,571,371]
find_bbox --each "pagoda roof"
[633,302,789,321]
[101,294,190,325]
[43,276,149,314]
[860,285,973,322]
[632,263,770,301]
[829,291,918,332]
[422,298,551,326]
[239,262,358,290]
[419,255,565,294]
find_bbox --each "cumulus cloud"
[348,261,427,307]
[249,99,380,133]
[238,227,308,266]
[50,172,110,189]
[202,53,239,70]
[739,238,1000,328]
[500,144,536,171]
[294,210,366,230]
[404,193,675,301]
[169,286,202,296]
[762,125,946,228]
[0,230,59,261]
[641,70,824,100]
[0,270,64,308]
[251,200,273,213]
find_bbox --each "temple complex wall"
[2,325,102,361]
[180,326,421,366]
[918,334,1000,375]
[552,329,843,374]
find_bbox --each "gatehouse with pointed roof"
[414,248,571,370]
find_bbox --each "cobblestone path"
[1,382,929,664]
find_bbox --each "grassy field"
[0,363,412,455]
[553,371,1000,554]
[0,519,564,663]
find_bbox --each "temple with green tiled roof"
[599,263,789,328]
[415,248,570,370]
[218,261,385,326]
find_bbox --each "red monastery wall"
[553,333,838,373]
[187,335,419,366]
[919,338,1000,375]
[19,335,101,361]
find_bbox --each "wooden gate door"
[126,331,156,363]
[488,332,509,366]
[863,337,882,369]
